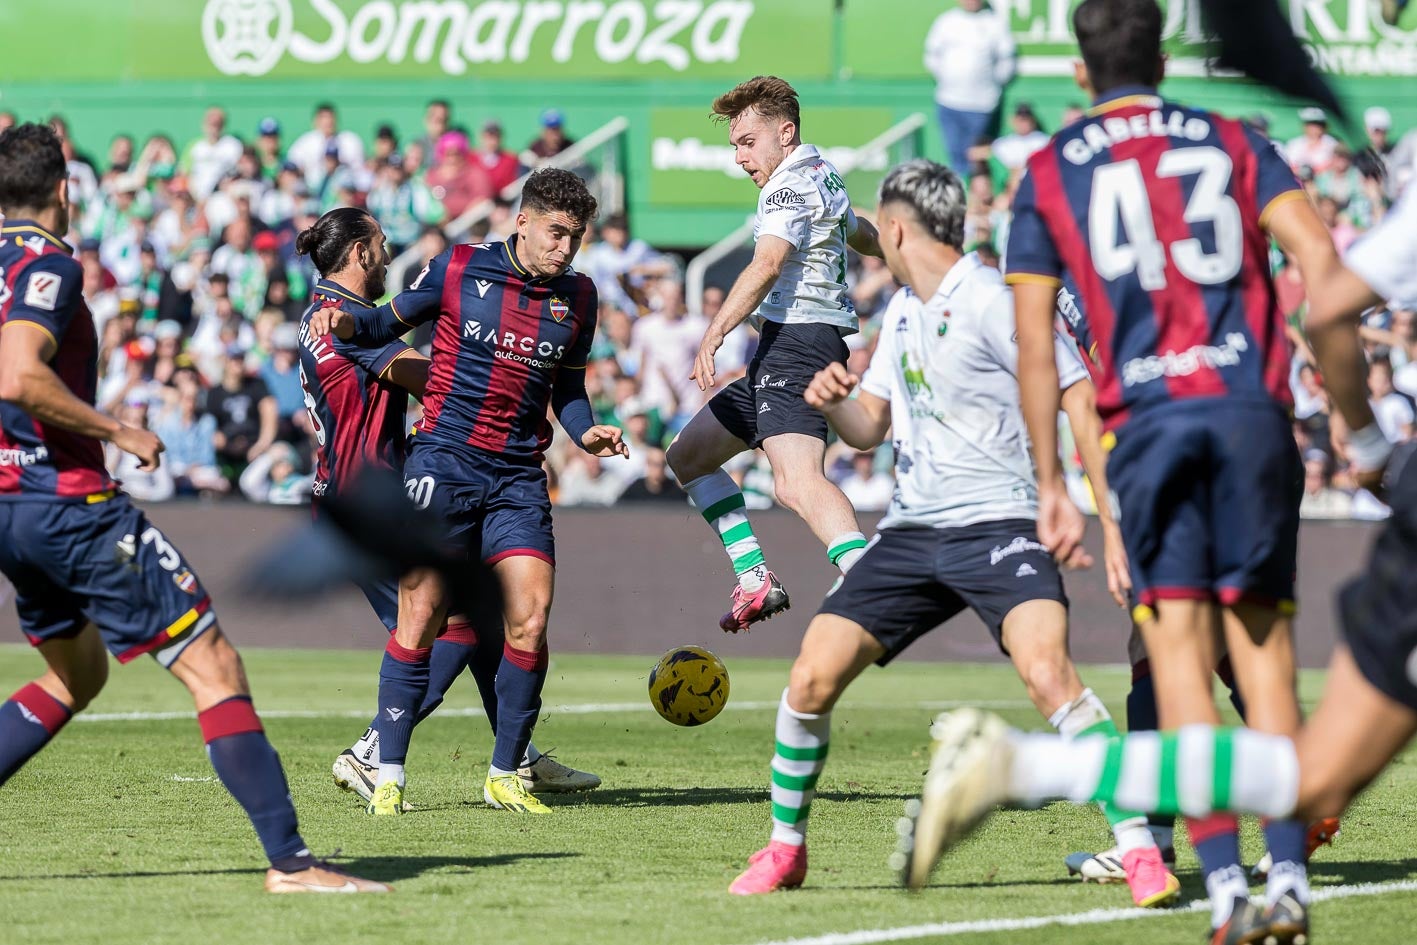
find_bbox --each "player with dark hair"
[666,76,883,633]
[0,123,388,893]
[294,207,591,806]
[312,167,617,815]
[898,1,1362,940]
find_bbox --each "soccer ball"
[647,646,730,726]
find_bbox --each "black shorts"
[817,520,1068,665]
[1340,444,1417,712]
[709,321,849,449]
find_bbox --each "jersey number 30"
[1089,146,1242,291]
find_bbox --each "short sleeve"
[1246,126,1306,227]
[3,254,83,349]
[334,334,414,378]
[756,174,822,251]
[859,289,906,400]
[1054,327,1090,391]
[1003,168,1063,285]
[1346,187,1417,307]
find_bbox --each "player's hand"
[804,362,860,411]
[308,304,354,340]
[1100,519,1133,609]
[1038,482,1089,570]
[582,425,630,458]
[692,332,724,391]
[112,424,165,472]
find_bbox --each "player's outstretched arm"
[805,362,890,449]
[380,351,431,399]
[847,211,883,259]
[0,322,163,470]
[692,235,793,391]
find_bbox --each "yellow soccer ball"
[647,645,730,726]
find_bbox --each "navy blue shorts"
[0,495,217,666]
[403,441,555,566]
[709,322,849,448]
[817,520,1068,665]
[356,570,502,641]
[1339,444,1417,712]
[1106,400,1302,617]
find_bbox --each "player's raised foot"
[1211,897,1269,945]
[484,773,552,813]
[332,749,377,803]
[1383,0,1409,26]
[894,708,1013,891]
[720,572,790,633]
[1065,844,1176,883]
[519,751,601,794]
[1261,892,1310,945]
[1251,817,1341,879]
[1122,846,1181,908]
[265,859,393,894]
[365,780,405,816]
[728,841,808,895]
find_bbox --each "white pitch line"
[72,699,1034,724]
[739,879,1417,945]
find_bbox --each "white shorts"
[1347,188,1417,308]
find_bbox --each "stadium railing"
[388,115,631,289]
[684,112,928,313]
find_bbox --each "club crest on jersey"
[937,311,951,337]
[173,570,199,595]
[549,297,570,322]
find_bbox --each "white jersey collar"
[921,252,983,318]
[766,143,822,184]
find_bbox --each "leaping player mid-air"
[665,76,883,633]
[313,168,621,816]
[0,123,388,893]
[291,207,596,811]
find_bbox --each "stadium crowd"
[2,92,1413,519]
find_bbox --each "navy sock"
[373,638,432,765]
[1217,656,1248,720]
[469,632,503,732]
[1126,663,1175,836]
[1189,813,1244,877]
[490,643,547,771]
[415,626,477,724]
[1262,818,1309,869]
[199,696,309,869]
[0,683,71,786]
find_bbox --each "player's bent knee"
[787,657,847,715]
[168,626,251,706]
[1020,656,1075,710]
[505,611,550,650]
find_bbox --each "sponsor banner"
[647,106,900,207]
[0,0,834,81]
[844,0,1417,79]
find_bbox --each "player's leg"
[761,432,865,562]
[0,627,107,785]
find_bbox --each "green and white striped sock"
[684,471,767,592]
[770,690,830,846]
[1049,689,1152,851]
[1008,726,1299,820]
[827,532,868,574]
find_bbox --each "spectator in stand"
[254,228,307,305]
[105,391,175,503]
[425,130,489,221]
[254,117,283,181]
[135,242,165,323]
[1316,194,1360,254]
[1366,106,1394,160]
[476,120,522,195]
[416,99,451,168]
[287,103,365,188]
[209,349,279,475]
[1369,356,1415,443]
[367,154,443,256]
[181,106,243,201]
[522,109,574,167]
[81,239,121,332]
[985,102,1049,174]
[402,226,450,291]
[135,134,180,189]
[1285,106,1338,177]
[212,217,264,318]
[151,377,230,497]
[619,448,685,504]
[151,176,201,260]
[239,441,312,505]
[837,450,894,512]
[579,214,665,311]
[1274,252,1307,323]
[555,449,627,507]
[50,115,99,214]
[371,124,399,167]
[629,279,707,429]
[149,320,185,387]
[1316,143,1380,230]
[0,111,15,134]
[849,254,898,319]
[259,162,307,227]
[1299,449,1353,520]
[260,323,306,442]
[923,0,1016,174]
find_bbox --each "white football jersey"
[1346,185,1417,309]
[859,254,1090,530]
[751,143,858,333]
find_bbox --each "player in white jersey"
[666,76,884,633]
[726,159,1178,907]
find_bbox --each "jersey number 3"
[1089,146,1242,291]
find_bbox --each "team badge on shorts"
[550,297,569,322]
[173,570,199,595]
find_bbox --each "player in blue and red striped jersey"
[314,168,623,815]
[293,207,596,808]
[0,123,388,893]
[1000,1,1353,940]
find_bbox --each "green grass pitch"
[1,645,1414,945]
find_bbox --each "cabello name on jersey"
[349,237,597,459]
[0,220,113,500]
[1004,87,1303,431]
[298,278,416,499]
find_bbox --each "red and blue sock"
[199,696,310,871]
[469,631,504,731]
[0,683,71,786]
[414,624,477,724]
[373,637,432,768]
[490,642,547,773]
